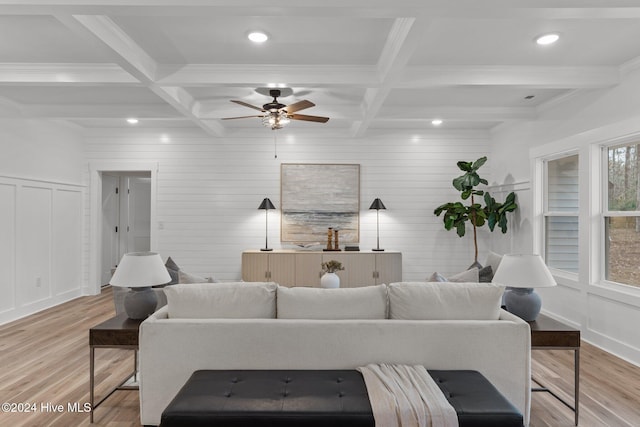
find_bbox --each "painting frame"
[280,163,360,244]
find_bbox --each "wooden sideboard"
[241,250,402,287]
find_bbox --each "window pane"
[605,216,640,287]
[545,216,579,273]
[608,143,640,211]
[547,155,579,212]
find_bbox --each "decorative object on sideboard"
[433,157,518,267]
[320,260,344,288]
[258,197,276,251]
[323,227,341,251]
[492,254,557,321]
[110,252,172,319]
[369,198,386,251]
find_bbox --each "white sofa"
[139,282,531,426]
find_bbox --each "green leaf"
[457,161,473,172]
[461,189,471,200]
[472,156,487,171]
[479,178,488,185]
[487,213,497,231]
[456,222,466,237]
[452,176,466,191]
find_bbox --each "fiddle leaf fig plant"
[434,156,518,264]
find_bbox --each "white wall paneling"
[0,183,16,314]
[0,176,84,325]
[84,130,491,284]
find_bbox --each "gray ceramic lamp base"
[504,287,542,321]
[123,287,158,319]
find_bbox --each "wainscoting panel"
[17,186,53,306]
[0,183,16,313]
[84,131,491,285]
[0,176,84,324]
[53,189,83,296]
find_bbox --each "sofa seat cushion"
[164,282,277,319]
[277,284,388,319]
[159,369,523,427]
[388,282,505,320]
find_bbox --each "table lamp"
[369,198,386,251]
[110,252,171,319]
[258,197,276,251]
[492,254,557,321]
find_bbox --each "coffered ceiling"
[1,1,640,137]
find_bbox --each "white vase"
[320,272,340,288]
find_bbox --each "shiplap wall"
[83,129,492,288]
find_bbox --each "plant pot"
[320,272,340,288]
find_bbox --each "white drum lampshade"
[492,254,557,321]
[110,252,171,319]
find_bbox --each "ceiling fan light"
[248,31,268,43]
[535,33,559,45]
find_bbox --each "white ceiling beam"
[399,66,620,89]
[67,14,157,81]
[21,104,182,119]
[4,2,640,20]
[352,17,427,137]
[55,13,225,136]
[0,63,139,85]
[378,106,537,121]
[156,65,379,87]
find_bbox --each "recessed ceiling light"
[126,118,139,124]
[535,33,559,46]
[248,31,268,43]
[432,119,443,126]
[160,134,170,143]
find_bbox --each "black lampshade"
[258,198,276,210]
[369,198,386,210]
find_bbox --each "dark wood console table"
[529,313,581,426]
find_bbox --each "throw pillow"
[165,282,277,319]
[178,270,214,284]
[276,285,388,319]
[164,257,180,285]
[484,251,503,276]
[427,267,479,283]
[478,265,493,282]
[388,282,505,320]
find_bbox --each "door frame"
[88,161,158,295]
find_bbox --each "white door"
[101,174,120,285]
[125,176,151,253]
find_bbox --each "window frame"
[541,152,580,277]
[599,142,640,289]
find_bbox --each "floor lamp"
[258,197,276,251]
[369,198,386,251]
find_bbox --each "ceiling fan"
[221,89,330,130]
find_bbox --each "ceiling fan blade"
[283,100,315,113]
[221,115,263,120]
[231,100,264,112]
[290,113,330,123]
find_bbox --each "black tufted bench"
[159,369,523,427]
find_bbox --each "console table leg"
[89,346,95,423]
[575,347,580,426]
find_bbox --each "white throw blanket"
[357,364,459,427]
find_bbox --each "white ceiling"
[1,1,640,137]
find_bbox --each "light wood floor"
[0,287,639,427]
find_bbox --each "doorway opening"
[101,172,152,286]
[89,162,157,295]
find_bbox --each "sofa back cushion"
[164,282,277,319]
[388,282,504,320]
[277,284,388,319]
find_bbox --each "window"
[544,155,579,273]
[604,143,640,287]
